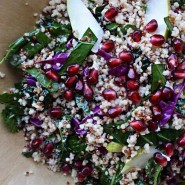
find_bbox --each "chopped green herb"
[164,16,173,32]
[121,24,137,35]
[106,23,119,31]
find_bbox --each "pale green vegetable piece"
[106,142,123,152]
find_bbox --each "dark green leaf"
[151,64,166,92]
[35,32,51,46]
[121,24,137,35]
[106,23,119,31]
[22,151,33,158]
[75,96,90,116]
[175,99,185,116]
[137,132,158,146]
[145,159,162,185]
[164,17,173,32]
[67,135,87,154]
[141,55,151,71]
[59,28,97,74]
[0,93,18,104]
[95,4,107,16]
[140,5,147,13]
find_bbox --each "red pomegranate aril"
[30,138,43,149]
[87,69,99,84]
[46,70,59,81]
[119,51,134,64]
[108,107,122,118]
[107,58,121,68]
[149,90,162,105]
[130,120,146,132]
[114,76,126,86]
[132,30,142,42]
[74,161,83,170]
[145,19,158,33]
[102,89,117,101]
[177,61,185,71]
[64,90,73,101]
[62,163,71,175]
[177,134,185,147]
[65,76,78,88]
[167,54,178,70]
[78,172,86,182]
[154,152,168,166]
[104,7,118,21]
[161,87,174,101]
[150,34,165,47]
[81,166,93,176]
[152,106,163,121]
[173,38,184,53]
[50,108,62,117]
[83,83,94,101]
[75,79,83,92]
[174,71,185,79]
[148,121,158,132]
[44,143,53,156]
[126,80,139,90]
[101,40,115,52]
[165,143,174,157]
[67,64,80,77]
[127,67,137,79]
[128,91,141,104]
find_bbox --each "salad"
[0,0,185,184]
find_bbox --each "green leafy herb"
[151,64,166,92]
[75,96,90,116]
[164,16,173,32]
[27,68,58,92]
[0,93,18,104]
[22,151,33,158]
[140,4,147,13]
[121,24,137,35]
[59,28,97,74]
[146,159,162,185]
[106,23,119,31]
[175,99,185,116]
[94,4,107,16]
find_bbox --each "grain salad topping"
[0,0,185,184]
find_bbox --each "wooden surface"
[0,1,73,184]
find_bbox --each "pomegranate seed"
[165,143,174,157]
[128,91,141,104]
[45,70,59,81]
[127,67,137,79]
[126,80,139,90]
[148,121,158,132]
[114,76,126,86]
[107,58,121,68]
[101,40,115,52]
[62,163,71,175]
[177,134,185,147]
[104,7,118,21]
[167,54,178,70]
[173,38,184,53]
[75,79,83,92]
[150,34,165,47]
[50,108,62,117]
[174,71,185,79]
[145,19,158,33]
[44,143,53,156]
[154,152,168,166]
[149,90,162,105]
[132,30,142,42]
[67,64,80,77]
[74,160,83,170]
[64,90,73,101]
[81,166,93,176]
[102,89,117,101]
[161,87,173,101]
[130,120,146,132]
[65,76,78,88]
[83,83,94,101]
[78,172,86,182]
[30,138,43,149]
[177,61,185,71]
[119,51,134,64]
[152,106,163,121]
[87,69,99,84]
[108,107,122,118]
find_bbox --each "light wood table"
[0,0,73,184]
